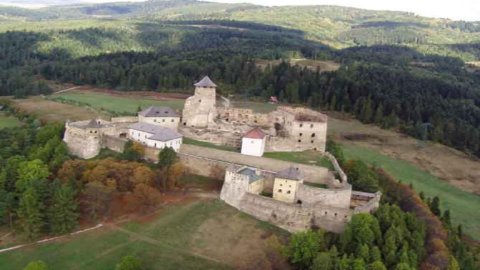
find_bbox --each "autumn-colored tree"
[132,166,155,186]
[167,162,185,190]
[57,159,87,183]
[134,183,162,212]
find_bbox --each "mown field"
[0,112,21,129]
[0,199,288,270]
[342,144,480,240]
[51,91,186,115]
[263,151,333,169]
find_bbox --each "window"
[334,213,338,217]
[311,140,314,143]
[310,124,314,128]
[311,133,316,138]
[199,99,202,103]
[299,123,303,127]
[298,139,301,143]
[154,119,157,122]
[324,211,328,215]
[183,122,186,126]
[287,190,291,194]
[299,133,303,136]
[280,184,283,187]
[162,119,165,122]
[171,119,174,122]
[278,189,282,193]
[297,200,302,204]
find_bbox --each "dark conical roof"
[194,76,217,87]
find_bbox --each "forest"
[1,21,479,157]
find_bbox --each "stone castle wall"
[297,184,352,209]
[178,144,336,185]
[238,193,351,233]
[102,135,128,153]
[63,123,103,159]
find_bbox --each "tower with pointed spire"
[182,76,218,128]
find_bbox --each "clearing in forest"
[0,112,21,129]
[0,199,289,270]
[51,90,186,115]
[326,113,480,240]
[12,97,104,123]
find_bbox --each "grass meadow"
[52,91,186,115]
[342,143,480,240]
[263,151,333,169]
[0,199,286,270]
[0,112,21,129]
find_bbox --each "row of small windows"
[277,189,291,194]
[299,133,316,137]
[89,130,98,134]
[153,119,176,123]
[298,139,316,144]
[299,124,315,128]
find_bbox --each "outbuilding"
[138,106,180,130]
[128,122,182,151]
[241,128,266,157]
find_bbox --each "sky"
[0,0,479,21]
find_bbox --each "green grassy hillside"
[2,0,480,60]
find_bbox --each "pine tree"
[17,187,45,239]
[48,183,78,234]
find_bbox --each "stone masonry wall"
[102,135,128,153]
[238,193,351,233]
[297,184,352,209]
[178,144,335,185]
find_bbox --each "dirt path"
[105,223,227,265]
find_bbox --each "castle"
[63,75,381,233]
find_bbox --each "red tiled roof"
[244,128,266,139]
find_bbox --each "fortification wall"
[238,193,350,233]
[63,125,102,159]
[217,107,271,126]
[111,116,138,123]
[297,184,352,209]
[312,205,351,233]
[102,135,128,153]
[219,170,250,207]
[239,193,313,232]
[352,191,382,214]
[324,152,348,183]
[179,144,333,185]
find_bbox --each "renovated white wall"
[128,129,182,151]
[241,137,266,157]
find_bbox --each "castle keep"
[181,77,328,153]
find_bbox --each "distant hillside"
[1,0,480,60]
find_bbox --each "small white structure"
[138,106,180,130]
[241,128,266,157]
[128,122,182,151]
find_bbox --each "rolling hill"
[1,0,480,60]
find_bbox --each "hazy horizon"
[0,0,478,21]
